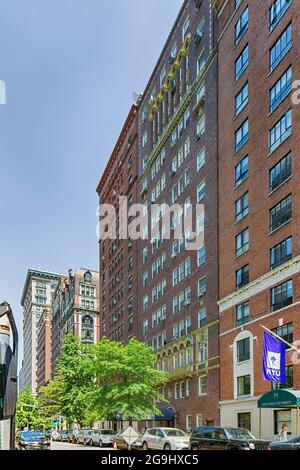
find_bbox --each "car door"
[155,429,165,450]
[147,429,157,449]
[210,429,227,450]
[199,428,215,450]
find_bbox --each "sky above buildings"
[0,0,183,358]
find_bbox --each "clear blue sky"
[0,0,183,358]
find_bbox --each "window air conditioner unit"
[184,300,191,306]
[171,253,177,259]
[198,292,206,298]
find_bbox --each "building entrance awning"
[258,389,300,409]
[150,407,176,421]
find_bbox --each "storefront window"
[274,409,291,435]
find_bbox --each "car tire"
[142,442,148,450]
[191,444,199,451]
[164,443,171,451]
[89,439,93,446]
[98,440,103,448]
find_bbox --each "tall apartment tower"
[217,0,300,439]
[20,269,62,394]
[137,0,219,431]
[96,106,139,343]
[36,308,52,389]
[51,268,100,376]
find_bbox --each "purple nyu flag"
[263,332,286,383]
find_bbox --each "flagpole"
[260,325,298,352]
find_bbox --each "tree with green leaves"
[16,386,51,431]
[88,337,167,422]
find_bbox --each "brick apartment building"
[217,0,300,440]
[36,308,52,389]
[137,0,220,432]
[96,106,139,343]
[51,268,100,376]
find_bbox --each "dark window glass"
[270,195,292,232]
[269,153,292,192]
[271,280,293,311]
[270,237,292,270]
[237,338,250,362]
[236,302,250,326]
[237,375,251,396]
[236,265,249,290]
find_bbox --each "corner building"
[217,0,300,440]
[137,0,220,431]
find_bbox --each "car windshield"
[225,428,255,440]
[101,430,115,435]
[21,432,44,439]
[163,429,186,437]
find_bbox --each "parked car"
[269,436,300,450]
[88,429,116,447]
[17,431,50,450]
[113,431,143,450]
[142,427,189,450]
[57,430,70,442]
[69,428,80,443]
[189,426,270,450]
[76,429,94,445]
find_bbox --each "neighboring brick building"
[96,106,139,343]
[36,308,52,390]
[217,0,300,440]
[137,0,220,432]
[51,268,100,376]
[20,269,63,394]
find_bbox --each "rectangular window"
[274,409,291,435]
[270,0,292,31]
[270,24,292,72]
[269,109,292,154]
[235,7,249,44]
[199,375,208,395]
[270,66,292,113]
[235,119,249,152]
[276,365,293,389]
[182,18,190,39]
[236,302,250,326]
[235,82,249,116]
[197,51,206,75]
[197,180,206,202]
[198,308,207,328]
[235,192,249,222]
[237,338,250,363]
[235,155,249,187]
[197,245,206,267]
[238,412,251,431]
[269,152,292,192]
[236,265,249,290]
[271,279,293,311]
[186,415,192,433]
[198,278,206,297]
[237,375,251,397]
[270,194,292,232]
[197,148,206,172]
[272,323,293,349]
[197,114,206,139]
[180,381,185,398]
[270,237,292,270]
[236,228,249,257]
[235,45,249,81]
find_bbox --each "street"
[51,441,115,451]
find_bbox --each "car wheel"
[191,444,199,451]
[98,440,103,448]
[164,443,171,451]
[142,442,148,450]
[89,439,93,446]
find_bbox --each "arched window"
[84,271,92,283]
[81,315,94,344]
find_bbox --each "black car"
[17,431,51,450]
[189,426,270,451]
[269,436,300,450]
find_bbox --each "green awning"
[258,390,300,408]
